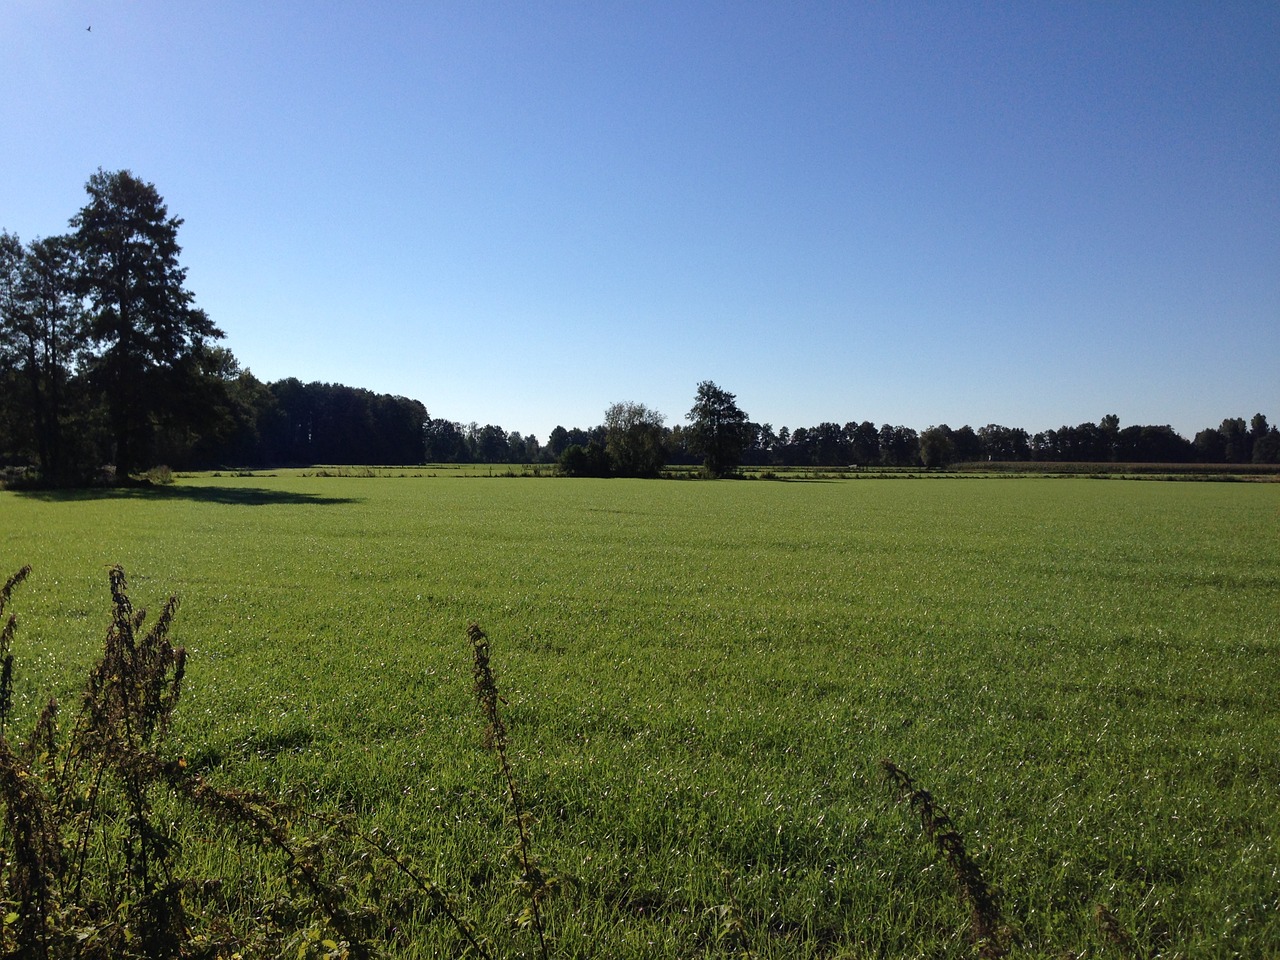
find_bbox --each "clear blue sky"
[3,1,1276,442]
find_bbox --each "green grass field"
[2,474,1277,957]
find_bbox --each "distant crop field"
[2,475,1277,957]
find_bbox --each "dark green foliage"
[0,233,84,484]
[470,423,511,463]
[919,425,957,468]
[603,401,667,477]
[557,441,610,477]
[260,378,429,466]
[3,177,1279,477]
[423,417,469,462]
[72,170,224,479]
[879,423,921,466]
[685,381,749,477]
[3,175,1278,478]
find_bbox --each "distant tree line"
[513,395,1279,477]
[2,170,1276,484]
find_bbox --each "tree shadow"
[13,484,361,507]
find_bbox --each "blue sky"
[2,2,1276,441]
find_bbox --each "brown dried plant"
[470,621,556,960]
[881,758,1010,959]
[1093,901,1136,955]
[0,567,486,959]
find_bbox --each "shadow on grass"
[12,484,361,507]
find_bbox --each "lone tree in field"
[72,169,222,479]
[686,380,749,477]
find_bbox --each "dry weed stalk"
[167,779,493,960]
[0,566,33,739]
[880,758,1009,959]
[0,564,60,956]
[0,566,486,959]
[1093,901,1136,954]
[469,621,555,959]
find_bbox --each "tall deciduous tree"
[604,401,667,476]
[72,169,222,478]
[686,380,749,477]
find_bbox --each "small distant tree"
[950,425,982,463]
[424,418,467,462]
[1254,428,1280,464]
[978,424,1030,461]
[879,424,921,467]
[810,422,848,466]
[1249,413,1278,463]
[523,433,542,463]
[1193,427,1225,463]
[749,422,777,465]
[1098,413,1121,461]
[472,424,511,463]
[603,401,666,476]
[685,380,749,477]
[506,430,527,462]
[546,426,572,460]
[1113,424,1194,462]
[846,420,881,466]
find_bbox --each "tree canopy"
[685,381,749,477]
[72,169,224,478]
[603,401,667,477]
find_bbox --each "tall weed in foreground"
[470,622,557,959]
[880,759,1010,958]
[0,563,196,956]
[0,567,487,959]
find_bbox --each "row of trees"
[2,170,1276,484]
[542,409,1279,478]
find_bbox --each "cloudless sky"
[2,1,1277,441]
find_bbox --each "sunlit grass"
[2,475,1277,956]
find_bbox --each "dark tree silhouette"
[72,170,223,478]
[686,381,749,477]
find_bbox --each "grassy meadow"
[1,473,1277,957]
